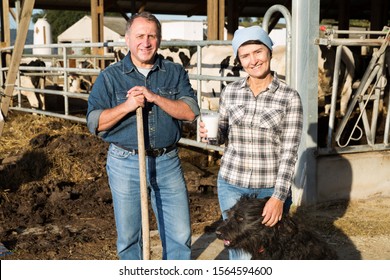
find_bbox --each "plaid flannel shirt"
[218,73,303,202]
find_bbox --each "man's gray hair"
[125,11,162,41]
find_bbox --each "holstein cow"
[188,44,355,116]
[113,46,191,68]
[14,59,46,110]
[318,45,355,116]
[158,46,191,68]
[186,45,246,110]
[272,44,355,117]
[68,60,94,93]
[113,46,128,62]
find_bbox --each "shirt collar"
[240,71,281,93]
[268,71,281,93]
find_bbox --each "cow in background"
[318,45,355,116]
[13,59,46,110]
[186,45,246,109]
[113,46,191,68]
[187,44,355,115]
[158,46,191,68]
[113,46,128,62]
[272,44,355,117]
[68,60,94,93]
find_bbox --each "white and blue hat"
[232,26,273,57]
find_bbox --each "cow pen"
[1,3,390,205]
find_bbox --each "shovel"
[136,107,150,260]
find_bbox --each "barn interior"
[1,0,390,205]
[2,0,390,41]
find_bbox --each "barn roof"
[57,15,127,42]
[100,16,127,36]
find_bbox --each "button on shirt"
[86,53,200,150]
[218,73,303,202]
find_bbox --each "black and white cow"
[113,46,191,68]
[113,46,128,62]
[68,60,94,93]
[158,46,191,68]
[186,45,246,109]
[187,44,356,115]
[273,44,356,117]
[14,59,46,110]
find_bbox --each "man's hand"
[125,88,145,112]
[128,86,157,103]
[261,197,284,227]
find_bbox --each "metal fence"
[1,32,389,155]
[316,27,390,154]
[0,40,236,152]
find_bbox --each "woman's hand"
[199,120,209,142]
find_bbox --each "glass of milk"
[201,111,219,145]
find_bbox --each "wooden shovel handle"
[136,107,150,260]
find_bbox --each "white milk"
[202,112,219,139]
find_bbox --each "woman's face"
[237,44,272,79]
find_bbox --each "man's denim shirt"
[87,53,200,150]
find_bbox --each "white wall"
[162,21,204,41]
[317,151,390,202]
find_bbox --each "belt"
[115,144,177,157]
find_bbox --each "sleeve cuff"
[86,109,106,137]
[179,96,200,119]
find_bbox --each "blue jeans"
[106,144,191,260]
[217,175,292,260]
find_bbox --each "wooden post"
[1,0,12,67]
[136,107,150,260]
[91,0,104,68]
[207,0,218,40]
[0,0,35,137]
[218,0,225,40]
[1,0,11,46]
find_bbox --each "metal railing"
[0,40,234,152]
[1,29,389,155]
[316,27,390,154]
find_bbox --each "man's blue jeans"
[217,175,292,260]
[106,144,191,260]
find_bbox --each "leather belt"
[115,144,176,157]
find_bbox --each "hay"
[0,112,101,192]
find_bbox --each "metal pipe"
[262,4,292,85]
[335,30,389,147]
[370,52,386,142]
[327,45,343,148]
[9,107,87,123]
[179,138,224,153]
[384,86,390,145]
[3,33,390,156]
[384,49,390,146]
[336,64,381,147]
[317,38,384,47]
[325,29,387,36]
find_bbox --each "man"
[200,26,303,259]
[87,12,199,260]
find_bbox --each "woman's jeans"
[106,144,191,260]
[217,175,292,260]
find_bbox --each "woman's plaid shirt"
[218,73,303,202]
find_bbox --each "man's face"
[125,17,160,67]
[237,44,271,79]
